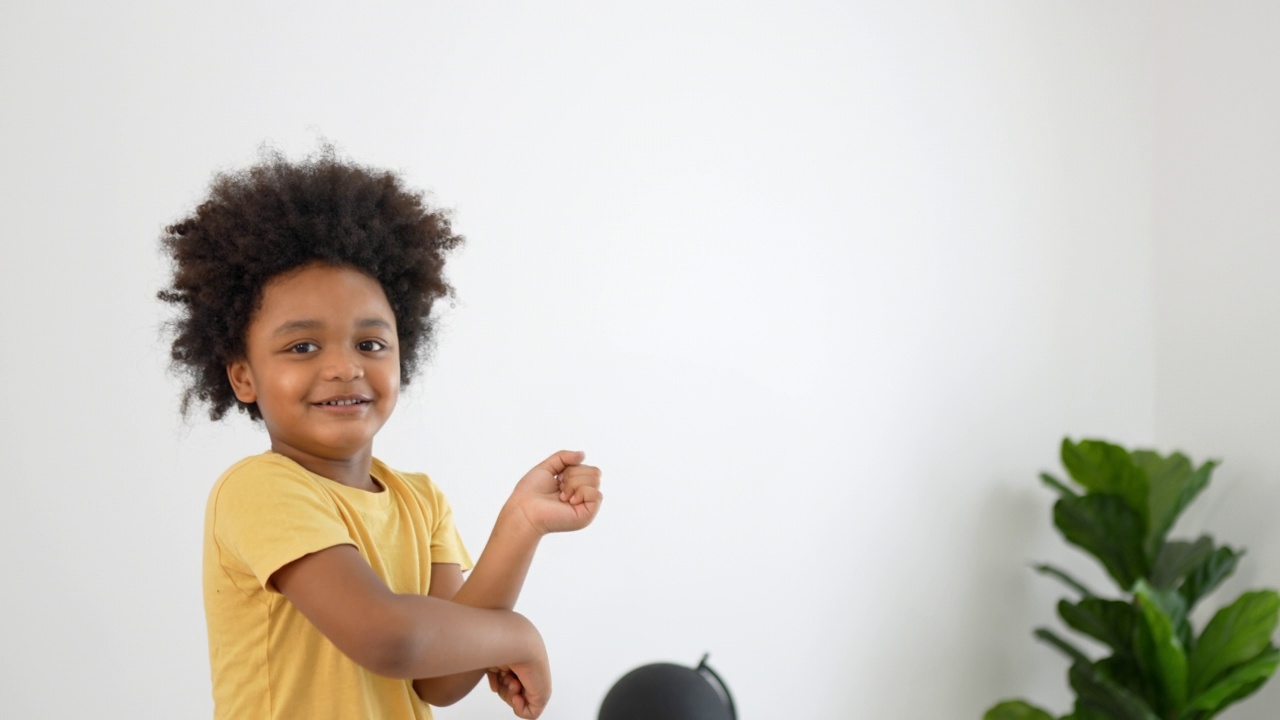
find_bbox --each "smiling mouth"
[316,398,369,406]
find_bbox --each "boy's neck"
[272,443,382,492]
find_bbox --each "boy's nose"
[324,349,364,382]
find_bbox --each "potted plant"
[984,438,1280,720]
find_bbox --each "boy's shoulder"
[207,452,330,515]
[213,451,310,489]
[370,457,446,497]
[208,452,452,507]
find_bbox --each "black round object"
[598,655,735,720]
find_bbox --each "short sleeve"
[211,460,355,590]
[422,479,474,571]
[391,471,473,571]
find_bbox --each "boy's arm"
[413,450,603,708]
[272,544,551,718]
[412,511,543,706]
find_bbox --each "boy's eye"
[358,339,388,352]
[288,342,319,354]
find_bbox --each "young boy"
[159,147,602,720]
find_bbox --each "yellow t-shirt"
[203,452,474,720]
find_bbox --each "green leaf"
[1133,580,1189,711]
[1041,472,1080,499]
[1034,563,1097,598]
[1035,628,1093,666]
[1219,676,1272,712]
[1053,493,1148,590]
[984,700,1057,720]
[1069,661,1161,720]
[1151,537,1215,591]
[1188,590,1280,695]
[1134,451,1215,561]
[1179,546,1243,611]
[1195,677,1269,720]
[1183,646,1280,715]
[1058,597,1136,654]
[1061,439,1150,527]
[1097,655,1156,707]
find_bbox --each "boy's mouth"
[314,395,371,407]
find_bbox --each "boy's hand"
[488,665,545,718]
[507,450,602,536]
[487,636,551,719]
[483,617,551,719]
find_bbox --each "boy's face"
[227,263,400,468]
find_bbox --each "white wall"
[1153,3,1280,719]
[0,2,1177,718]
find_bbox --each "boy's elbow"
[356,601,427,679]
[365,635,419,679]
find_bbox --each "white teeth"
[321,399,363,406]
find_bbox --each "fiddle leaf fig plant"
[984,438,1280,720]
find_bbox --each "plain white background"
[1,1,1278,718]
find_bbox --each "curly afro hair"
[158,146,463,421]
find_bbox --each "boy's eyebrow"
[270,318,393,336]
[356,318,394,331]
[272,319,323,337]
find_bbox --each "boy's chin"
[275,432,381,461]
[314,430,381,454]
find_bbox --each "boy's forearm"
[413,505,545,705]
[413,673,478,708]
[455,503,544,609]
[381,595,544,680]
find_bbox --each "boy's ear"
[226,360,257,404]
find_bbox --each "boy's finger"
[533,450,586,477]
[560,465,601,488]
[570,486,604,507]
